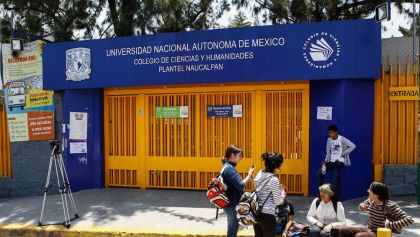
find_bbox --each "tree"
[150,0,230,33]
[94,0,230,37]
[0,0,230,41]
[399,13,420,37]
[231,0,414,24]
[229,11,251,27]
[0,0,105,42]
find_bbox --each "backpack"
[316,198,337,213]
[235,176,273,226]
[275,202,290,227]
[207,165,229,218]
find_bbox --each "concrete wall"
[0,92,63,198]
[384,164,417,196]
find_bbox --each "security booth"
[43,19,381,200]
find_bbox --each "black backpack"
[315,198,337,213]
[275,203,290,226]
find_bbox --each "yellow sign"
[389,86,419,101]
[4,51,42,83]
[26,89,54,108]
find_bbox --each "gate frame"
[104,81,310,195]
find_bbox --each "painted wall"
[63,89,104,192]
[0,93,63,197]
[309,79,375,200]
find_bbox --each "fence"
[0,94,12,178]
[373,60,419,181]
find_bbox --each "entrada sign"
[389,86,419,101]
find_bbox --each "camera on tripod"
[49,140,62,152]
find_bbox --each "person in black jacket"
[221,145,255,237]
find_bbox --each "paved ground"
[0,188,419,236]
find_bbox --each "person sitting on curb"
[276,198,296,237]
[339,182,414,237]
[307,183,346,237]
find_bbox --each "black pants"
[318,161,344,199]
[253,213,276,237]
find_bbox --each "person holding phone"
[221,145,255,237]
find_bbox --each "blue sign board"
[207,105,242,118]
[43,20,381,90]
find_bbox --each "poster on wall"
[1,41,55,142]
[317,106,333,120]
[69,142,87,154]
[69,112,88,140]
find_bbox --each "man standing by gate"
[318,125,356,199]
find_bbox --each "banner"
[2,41,55,142]
[43,20,381,90]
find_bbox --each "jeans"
[254,213,276,237]
[339,227,375,237]
[309,225,330,237]
[318,161,344,199]
[224,206,239,237]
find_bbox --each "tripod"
[39,141,79,228]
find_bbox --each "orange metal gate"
[104,83,309,195]
[0,96,12,178]
[373,62,419,181]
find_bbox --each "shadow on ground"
[0,188,418,235]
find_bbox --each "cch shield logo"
[303,32,340,69]
[66,48,91,81]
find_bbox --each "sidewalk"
[0,188,419,236]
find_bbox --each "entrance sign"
[43,20,381,90]
[389,86,419,101]
[207,105,242,118]
[156,106,188,118]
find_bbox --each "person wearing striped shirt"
[339,182,414,237]
[253,152,286,237]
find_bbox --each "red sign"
[27,111,55,140]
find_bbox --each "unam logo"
[303,32,340,69]
[66,47,91,81]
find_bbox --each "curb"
[0,224,255,237]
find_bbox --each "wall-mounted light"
[11,38,23,51]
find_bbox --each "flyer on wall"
[1,41,55,142]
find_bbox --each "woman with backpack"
[307,183,345,237]
[339,182,414,237]
[253,152,286,237]
[221,145,255,237]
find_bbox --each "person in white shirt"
[318,124,356,199]
[307,183,346,237]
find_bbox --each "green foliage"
[229,11,251,27]
[0,0,105,42]
[399,13,420,37]
[231,0,411,24]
